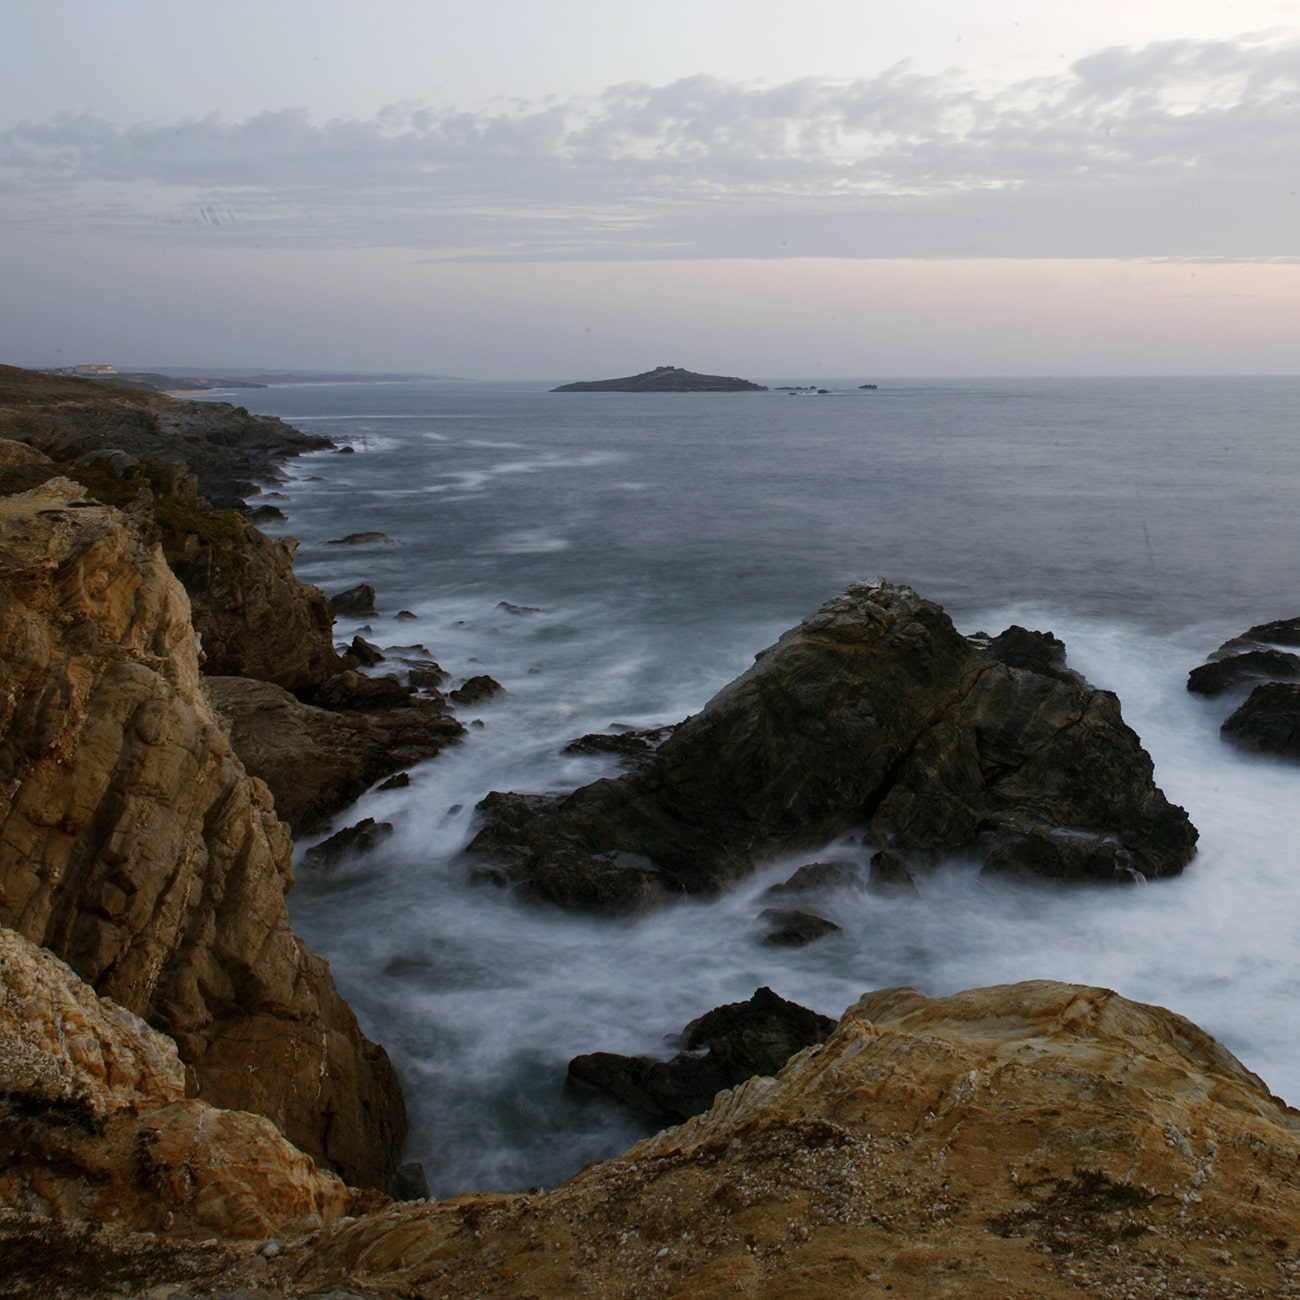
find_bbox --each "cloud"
[2,34,1297,260]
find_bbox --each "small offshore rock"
[1221,682,1300,758]
[377,772,411,791]
[868,848,919,895]
[346,635,386,667]
[759,908,842,946]
[396,609,418,620]
[304,818,395,868]
[1187,649,1300,697]
[763,861,858,898]
[1218,615,1300,652]
[329,584,378,617]
[449,675,505,706]
[328,531,392,546]
[498,601,542,615]
[984,624,1083,684]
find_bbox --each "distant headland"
[552,365,768,393]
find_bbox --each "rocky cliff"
[471,581,1197,909]
[0,364,332,508]
[18,978,1281,1300]
[0,478,404,1189]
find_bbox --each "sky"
[2,0,1298,378]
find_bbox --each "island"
[552,365,768,393]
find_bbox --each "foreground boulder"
[0,481,404,1188]
[268,980,1300,1300]
[471,581,1196,905]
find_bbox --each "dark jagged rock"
[1187,648,1300,697]
[868,848,919,894]
[449,674,505,706]
[758,908,842,946]
[563,725,675,768]
[1221,682,1300,758]
[568,987,835,1122]
[304,818,395,868]
[330,583,378,616]
[552,365,768,393]
[1218,615,1300,652]
[317,670,413,711]
[344,635,386,668]
[470,582,1196,904]
[982,625,1082,684]
[248,504,287,524]
[1188,616,1300,757]
[763,861,859,897]
[497,600,542,615]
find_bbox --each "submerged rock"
[304,818,396,868]
[568,986,835,1121]
[470,580,1195,905]
[758,908,842,946]
[449,674,505,706]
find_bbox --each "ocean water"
[202,376,1300,1195]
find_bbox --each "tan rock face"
[0,482,404,1189]
[281,981,1300,1300]
[0,928,348,1239]
[163,505,345,696]
[208,675,464,833]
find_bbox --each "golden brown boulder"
[0,927,348,1239]
[279,980,1300,1299]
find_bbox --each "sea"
[196,375,1300,1197]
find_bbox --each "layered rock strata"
[471,580,1196,908]
[0,480,404,1188]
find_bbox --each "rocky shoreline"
[3,364,1299,1298]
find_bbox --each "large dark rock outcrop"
[471,581,1196,906]
[0,481,404,1189]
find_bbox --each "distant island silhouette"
[552,365,768,393]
